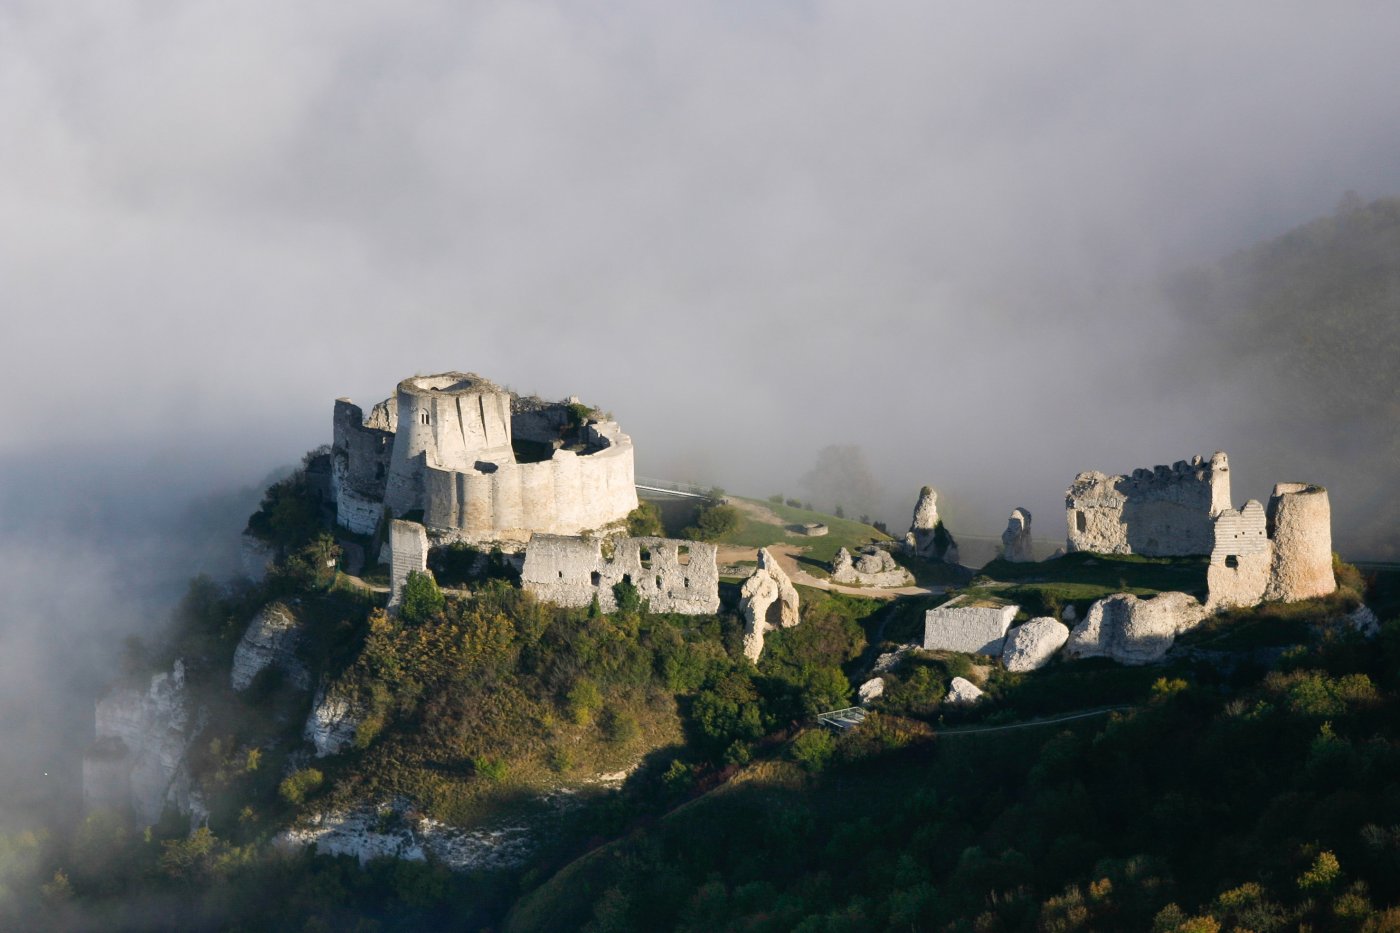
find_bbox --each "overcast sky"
[3,2,1400,814]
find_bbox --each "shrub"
[626,502,664,537]
[567,679,604,725]
[278,768,324,806]
[399,571,445,624]
[473,756,508,782]
[1298,850,1341,891]
[791,729,836,772]
[601,708,640,746]
[683,504,741,541]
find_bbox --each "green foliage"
[682,503,741,541]
[1298,850,1342,891]
[565,401,596,429]
[566,679,604,725]
[625,502,664,537]
[611,578,644,615]
[278,768,325,806]
[244,454,326,553]
[473,756,509,782]
[691,671,765,759]
[791,729,836,772]
[398,570,445,624]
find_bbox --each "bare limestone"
[305,683,366,757]
[388,519,431,612]
[1263,483,1336,602]
[1065,452,1231,556]
[831,546,914,588]
[1065,592,1206,665]
[903,486,959,564]
[923,599,1019,655]
[1001,508,1034,562]
[1205,500,1272,611]
[738,548,800,662]
[858,677,885,704]
[231,603,311,692]
[946,677,983,705]
[1001,617,1069,672]
[1346,605,1380,637]
[521,535,719,615]
[333,373,638,546]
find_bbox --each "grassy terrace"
[647,494,891,566]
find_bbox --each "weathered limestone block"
[1264,483,1335,603]
[388,520,431,612]
[521,534,720,615]
[830,546,913,588]
[1062,604,1077,622]
[84,661,199,823]
[231,603,311,691]
[1065,592,1206,665]
[1001,508,1034,562]
[1206,500,1272,611]
[903,486,959,563]
[1065,452,1231,556]
[739,548,800,662]
[946,677,983,706]
[305,684,365,757]
[923,600,1019,655]
[858,677,885,704]
[1001,617,1069,672]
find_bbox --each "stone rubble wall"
[923,601,1019,655]
[831,546,914,588]
[388,520,430,611]
[521,534,720,615]
[1206,499,1273,610]
[1065,452,1231,556]
[1264,483,1336,602]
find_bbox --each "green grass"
[978,552,1208,596]
[712,498,890,564]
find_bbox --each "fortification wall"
[1205,499,1272,610]
[1065,452,1231,556]
[1264,483,1335,602]
[423,421,637,544]
[388,520,430,612]
[332,399,394,535]
[521,534,719,615]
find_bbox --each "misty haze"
[2,3,1399,930]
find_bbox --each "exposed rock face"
[305,684,366,757]
[1065,452,1231,556]
[1345,605,1380,637]
[1065,592,1206,665]
[84,661,201,823]
[521,534,720,615]
[831,546,914,588]
[858,677,885,704]
[1001,617,1069,672]
[1001,508,1034,562]
[739,548,800,662]
[1206,499,1273,610]
[946,677,983,705]
[923,600,1019,655]
[903,486,959,564]
[1264,483,1336,602]
[231,603,311,691]
[872,646,914,674]
[388,519,431,612]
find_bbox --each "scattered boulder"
[1065,592,1206,665]
[872,646,914,674]
[1001,617,1070,672]
[831,546,914,588]
[1061,604,1077,623]
[858,678,885,704]
[946,677,983,706]
[231,603,311,692]
[923,599,1019,655]
[903,486,960,564]
[739,548,800,662]
[1001,508,1034,563]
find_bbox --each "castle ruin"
[332,373,638,545]
[520,535,720,615]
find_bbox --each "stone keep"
[332,373,638,544]
[1205,500,1272,610]
[923,599,1019,655]
[388,520,431,612]
[1001,508,1034,562]
[1065,452,1231,556]
[739,548,800,662]
[1264,483,1335,602]
[521,535,720,615]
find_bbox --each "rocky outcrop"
[231,603,311,692]
[304,684,366,757]
[923,599,1019,655]
[1344,605,1380,637]
[946,677,983,705]
[1001,617,1069,672]
[1001,508,1034,563]
[903,486,959,564]
[84,661,202,823]
[858,677,885,704]
[739,548,800,662]
[831,546,914,588]
[1065,592,1206,665]
[1264,483,1336,603]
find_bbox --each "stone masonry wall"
[1206,499,1272,610]
[388,520,430,612]
[1065,452,1231,556]
[521,534,719,615]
